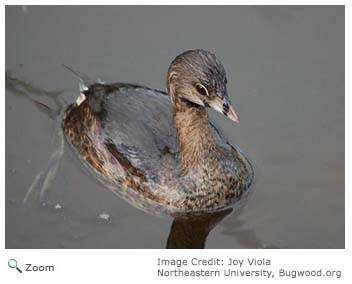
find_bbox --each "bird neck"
[172,97,218,173]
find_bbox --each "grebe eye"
[195,84,209,96]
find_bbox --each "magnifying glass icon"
[8,259,22,273]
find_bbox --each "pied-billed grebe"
[63,49,254,214]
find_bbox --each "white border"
[2,0,350,5]
[2,1,350,283]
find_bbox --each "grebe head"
[167,49,239,122]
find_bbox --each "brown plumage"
[63,49,254,214]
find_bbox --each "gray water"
[5,5,344,248]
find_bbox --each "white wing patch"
[76,81,88,106]
[75,93,86,106]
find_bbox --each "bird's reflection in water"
[166,209,232,249]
